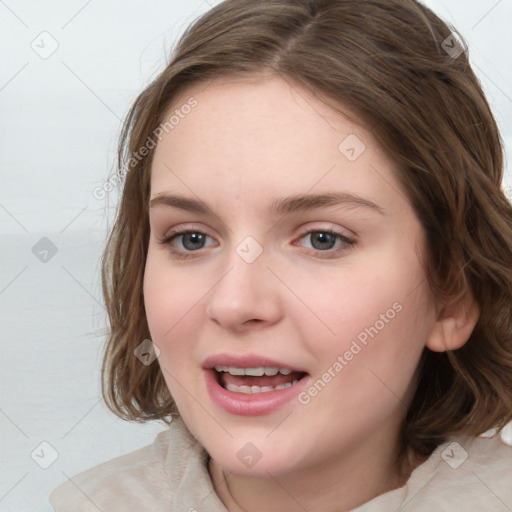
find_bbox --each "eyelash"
[157,227,356,260]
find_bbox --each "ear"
[426,288,480,352]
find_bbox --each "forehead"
[149,75,409,217]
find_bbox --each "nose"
[205,243,284,332]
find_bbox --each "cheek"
[143,252,202,361]
[143,255,205,408]
[294,276,430,439]
[293,250,431,382]
[143,259,174,340]
[143,249,201,333]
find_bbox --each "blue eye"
[158,230,215,258]
[174,232,209,251]
[158,228,355,260]
[296,229,355,257]
[301,231,340,250]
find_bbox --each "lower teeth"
[225,380,299,394]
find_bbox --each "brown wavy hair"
[100,0,512,457]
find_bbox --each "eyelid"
[294,222,354,239]
[161,222,214,239]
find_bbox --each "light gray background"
[1,1,511,511]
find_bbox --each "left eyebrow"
[270,192,385,216]
[149,192,385,216]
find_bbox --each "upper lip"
[202,353,307,373]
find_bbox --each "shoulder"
[404,434,512,511]
[49,420,192,511]
[355,434,512,512]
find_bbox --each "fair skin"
[143,75,479,511]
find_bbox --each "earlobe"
[425,289,480,353]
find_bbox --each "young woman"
[50,0,512,510]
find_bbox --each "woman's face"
[144,75,438,477]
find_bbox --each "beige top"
[49,417,512,511]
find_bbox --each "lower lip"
[204,369,311,416]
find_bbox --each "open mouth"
[214,365,308,394]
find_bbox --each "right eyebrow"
[149,192,385,216]
[149,194,213,214]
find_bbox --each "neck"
[209,430,426,512]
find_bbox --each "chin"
[201,431,309,478]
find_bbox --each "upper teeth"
[214,366,293,376]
